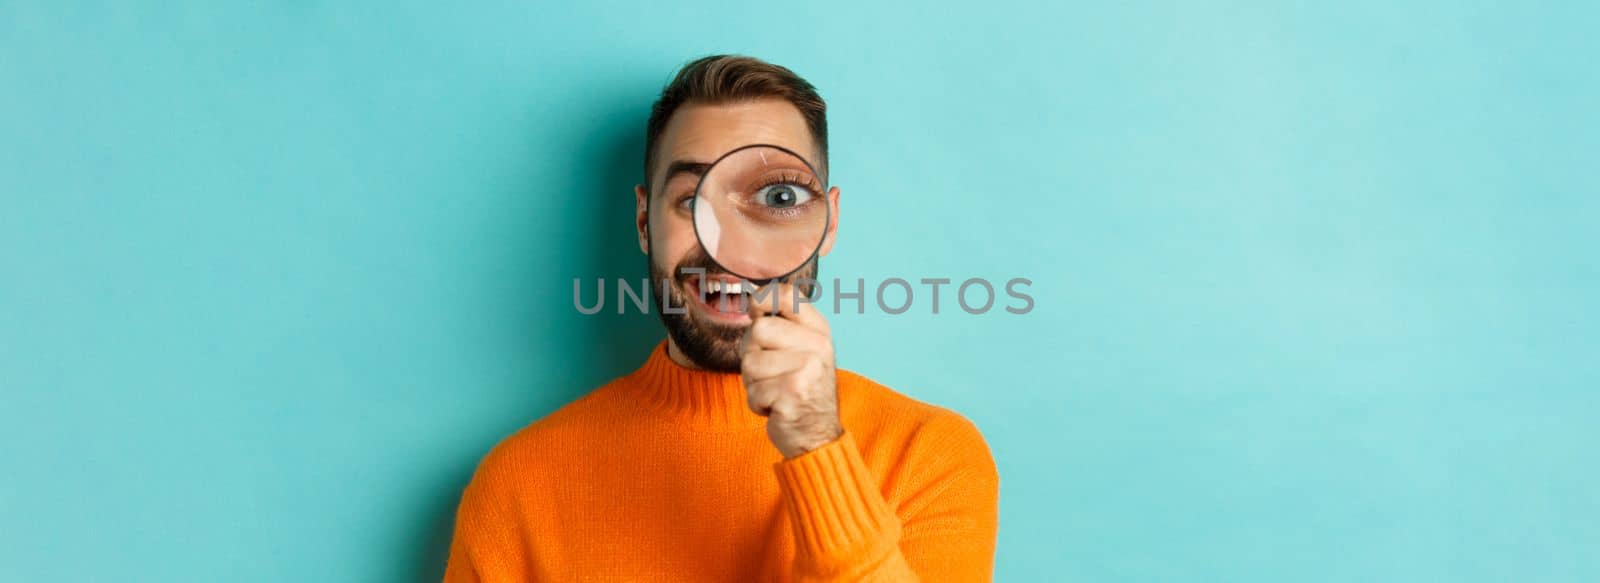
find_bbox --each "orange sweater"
[443,341,999,581]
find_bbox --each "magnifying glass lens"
[692,145,828,281]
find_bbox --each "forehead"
[654,98,816,184]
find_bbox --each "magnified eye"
[756,184,813,209]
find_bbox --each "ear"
[817,185,841,257]
[634,184,650,255]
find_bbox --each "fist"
[739,283,843,459]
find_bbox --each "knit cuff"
[773,431,901,573]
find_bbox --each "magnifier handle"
[748,279,805,319]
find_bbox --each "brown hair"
[643,55,828,191]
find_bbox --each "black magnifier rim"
[688,142,831,284]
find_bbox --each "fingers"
[740,281,831,355]
[743,364,832,418]
[745,315,830,354]
[740,347,810,381]
[739,281,838,426]
[745,373,779,416]
[740,320,834,418]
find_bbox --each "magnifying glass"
[691,144,830,283]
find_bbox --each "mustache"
[663,246,815,288]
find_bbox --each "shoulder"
[837,368,986,439]
[462,381,621,496]
[834,368,996,477]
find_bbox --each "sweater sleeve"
[442,471,493,583]
[442,521,482,583]
[441,448,530,583]
[773,428,1000,582]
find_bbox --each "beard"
[649,246,819,372]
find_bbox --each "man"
[443,55,998,582]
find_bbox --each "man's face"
[634,98,840,371]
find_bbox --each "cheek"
[649,209,698,269]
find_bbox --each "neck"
[618,340,762,428]
[665,337,704,370]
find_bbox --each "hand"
[739,282,843,459]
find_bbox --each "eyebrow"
[659,159,712,189]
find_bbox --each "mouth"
[682,274,762,324]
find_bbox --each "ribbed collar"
[618,340,765,428]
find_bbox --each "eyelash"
[675,172,822,210]
[756,171,823,195]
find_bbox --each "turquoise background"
[3,1,1596,581]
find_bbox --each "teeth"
[703,280,758,295]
